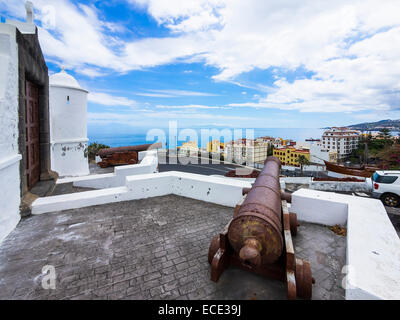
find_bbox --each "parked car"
[371,171,400,207]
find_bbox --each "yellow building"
[329,151,338,163]
[273,147,310,167]
[279,138,289,146]
[207,140,224,153]
[177,141,199,154]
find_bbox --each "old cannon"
[208,157,314,299]
[97,142,162,168]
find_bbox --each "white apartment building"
[295,140,338,164]
[224,139,250,165]
[322,127,360,161]
[253,139,270,164]
[224,138,270,165]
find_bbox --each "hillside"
[346,119,400,131]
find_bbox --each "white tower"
[49,67,90,177]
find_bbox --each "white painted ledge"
[291,189,348,226]
[210,175,256,182]
[346,197,400,300]
[291,189,400,300]
[281,176,371,192]
[281,177,312,184]
[32,171,251,215]
[212,175,286,190]
[0,154,22,171]
[51,138,89,144]
[310,180,371,192]
[57,150,159,188]
[0,155,21,245]
[33,187,129,213]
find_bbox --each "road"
[160,156,400,237]
[158,156,247,176]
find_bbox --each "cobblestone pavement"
[0,195,346,300]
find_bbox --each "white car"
[371,171,400,207]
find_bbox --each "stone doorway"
[25,80,40,189]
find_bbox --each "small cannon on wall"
[97,142,162,168]
[208,157,314,300]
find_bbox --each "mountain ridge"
[345,119,400,131]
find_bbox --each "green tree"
[378,128,391,139]
[298,155,310,176]
[377,144,400,169]
[267,144,274,156]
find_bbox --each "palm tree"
[378,128,391,140]
[298,155,310,176]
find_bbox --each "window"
[372,173,398,184]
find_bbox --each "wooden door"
[25,80,40,189]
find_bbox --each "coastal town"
[174,126,397,173]
[0,1,399,305]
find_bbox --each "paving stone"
[0,195,346,300]
[143,272,161,282]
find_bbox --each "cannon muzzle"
[239,238,262,266]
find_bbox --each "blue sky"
[2,0,400,133]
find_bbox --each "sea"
[88,127,327,149]
[89,127,399,149]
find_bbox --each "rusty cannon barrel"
[97,142,162,168]
[97,142,162,158]
[228,156,283,266]
[243,187,292,203]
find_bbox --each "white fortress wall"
[0,24,21,244]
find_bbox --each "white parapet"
[0,24,21,245]
[291,189,348,226]
[169,172,249,207]
[0,155,22,245]
[280,177,312,185]
[57,150,159,188]
[345,196,400,300]
[291,188,400,300]
[32,171,252,214]
[310,180,371,192]
[32,186,129,213]
[212,175,286,190]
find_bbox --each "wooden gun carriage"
[208,157,315,299]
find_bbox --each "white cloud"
[88,92,137,107]
[3,0,400,115]
[79,68,107,78]
[129,0,400,114]
[3,0,201,72]
[130,0,225,32]
[134,89,219,97]
[155,104,223,109]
